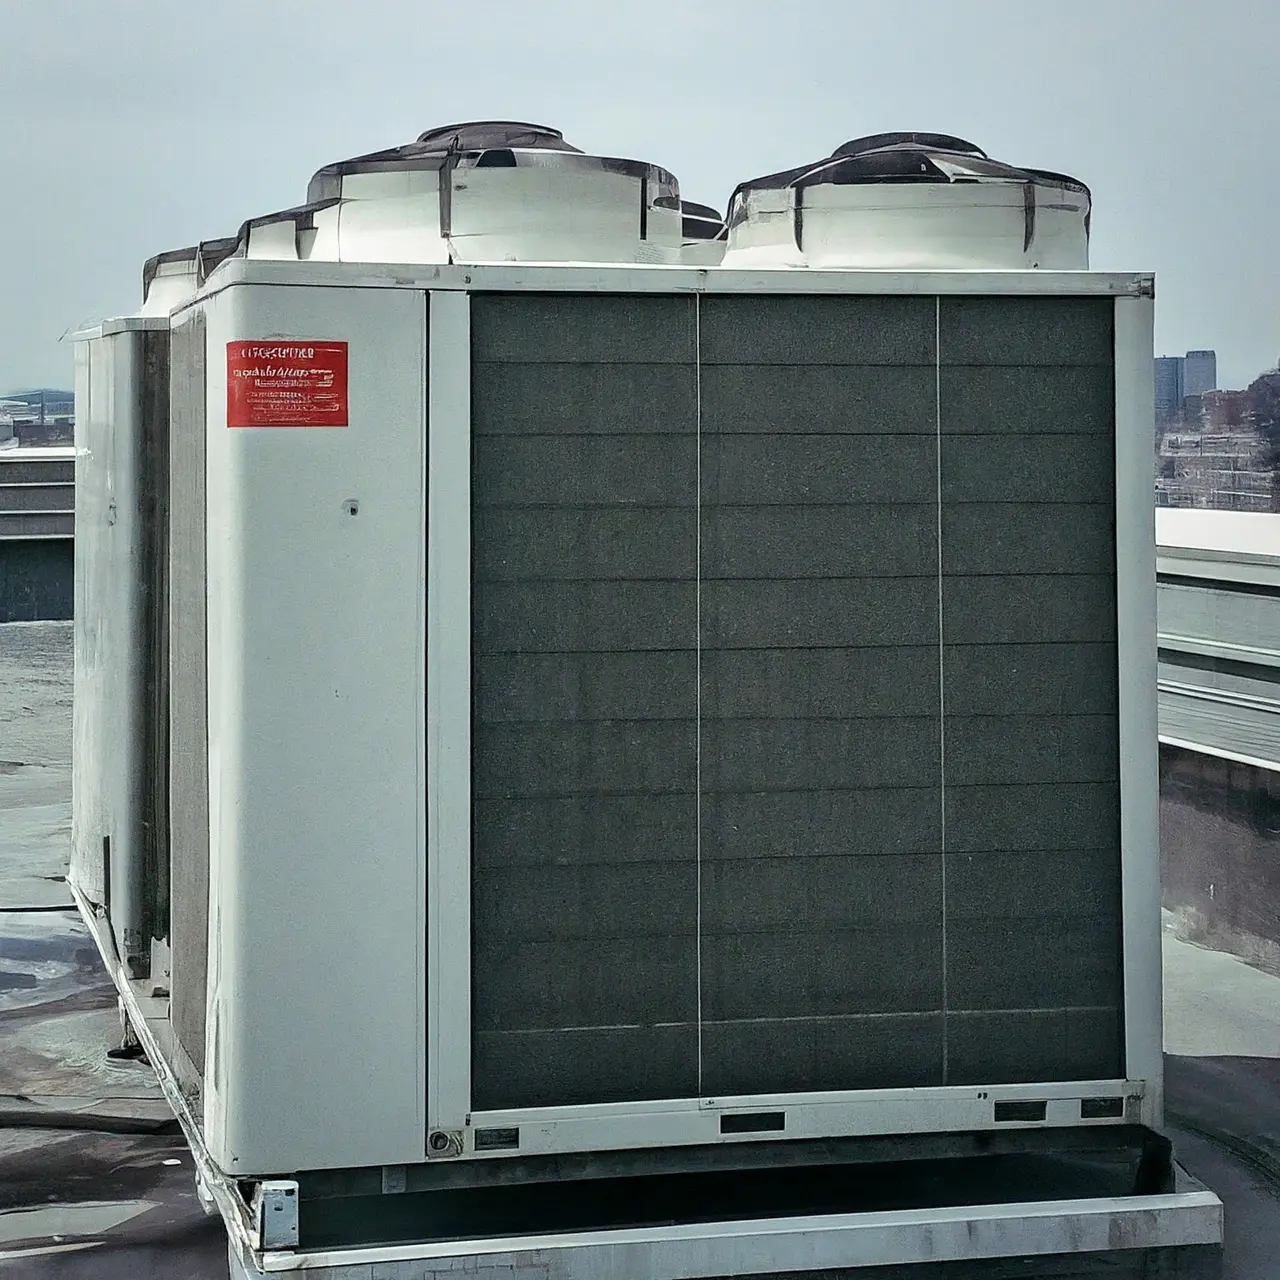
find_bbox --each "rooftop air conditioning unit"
[132,256,1163,1186]
[67,123,1215,1280]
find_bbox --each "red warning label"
[226,341,348,428]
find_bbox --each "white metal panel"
[245,220,299,261]
[142,266,200,316]
[426,290,472,1136]
[1113,295,1163,1129]
[334,197,450,265]
[680,239,726,267]
[722,182,1089,271]
[200,283,427,1175]
[188,256,1153,301]
[70,335,107,905]
[339,169,439,200]
[449,165,681,264]
[69,328,145,954]
[469,1080,1139,1158]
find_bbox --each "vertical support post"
[426,288,473,1136]
[1114,294,1163,1127]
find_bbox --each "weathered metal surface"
[69,327,170,978]
[224,1189,1222,1278]
[166,312,210,1079]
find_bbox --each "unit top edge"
[172,257,1155,312]
[68,315,172,341]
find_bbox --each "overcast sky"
[2,0,1277,392]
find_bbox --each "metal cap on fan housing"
[723,132,1092,269]
[305,119,677,210]
[293,119,684,265]
[141,237,239,313]
[415,121,583,153]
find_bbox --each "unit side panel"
[201,285,426,1174]
[168,313,211,1075]
[71,336,110,906]
[470,294,700,1110]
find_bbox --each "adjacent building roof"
[1156,509,1280,770]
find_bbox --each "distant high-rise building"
[1155,356,1185,421]
[1154,350,1218,423]
[1183,350,1217,397]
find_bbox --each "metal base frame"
[227,1184,1222,1279]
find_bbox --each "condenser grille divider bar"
[935,295,949,1086]
[694,293,704,1099]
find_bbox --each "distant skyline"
[2,0,1278,392]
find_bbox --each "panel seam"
[695,294,704,1098]
[936,296,949,1086]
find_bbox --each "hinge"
[251,1180,299,1250]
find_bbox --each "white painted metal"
[1113,296,1164,1129]
[467,1084,1138,1160]
[681,239,726,267]
[141,255,200,315]
[723,182,1089,271]
[240,141,683,266]
[227,1189,1223,1279]
[332,197,448,265]
[200,257,1152,299]
[425,289,473,1139]
[196,283,427,1174]
[727,184,1085,271]
[70,336,106,906]
[69,317,167,952]
[449,161,680,264]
